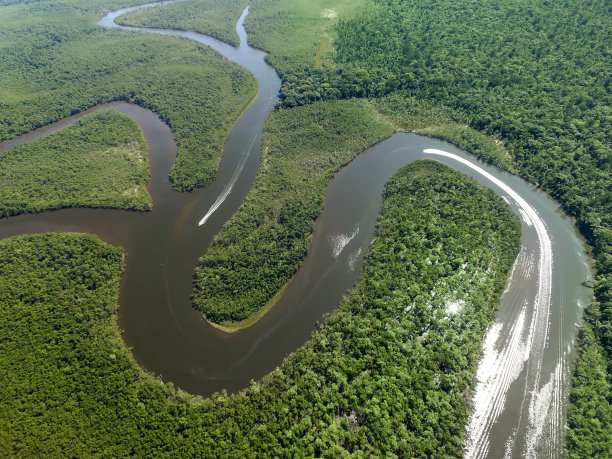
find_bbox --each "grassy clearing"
[374,94,516,172]
[245,0,369,71]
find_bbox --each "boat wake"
[424,149,554,458]
[347,247,362,271]
[198,132,256,227]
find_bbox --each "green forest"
[0,0,256,191]
[0,109,151,216]
[135,0,611,452]
[0,162,520,456]
[0,0,609,455]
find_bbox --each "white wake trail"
[423,149,553,458]
[198,130,258,227]
[198,176,238,227]
[347,247,362,271]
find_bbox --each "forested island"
[193,99,393,327]
[0,162,520,455]
[0,110,151,216]
[0,0,609,456]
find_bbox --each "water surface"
[0,3,593,457]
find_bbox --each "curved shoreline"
[424,149,554,457]
[0,2,594,457]
[0,102,139,153]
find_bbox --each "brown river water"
[0,2,593,457]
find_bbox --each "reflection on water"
[347,247,362,272]
[0,2,594,457]
[328,223,359,258]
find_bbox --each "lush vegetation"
[567,302,612,457]
[121,0,366,77]
[0,109,151,217]
[0,0,256,191]
[374,95,516,172]
[2,0,608,452]
[244,0,368,74]
[0,233,129,456]
[246,0,612,449]
[117,0,248,47]
[104,2,611,448]
[0,162,520,455]
[193,99,393,326]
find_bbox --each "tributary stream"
[0,2,593,457]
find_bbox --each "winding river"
[0,2,593,457]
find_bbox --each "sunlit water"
[0,2,593,457]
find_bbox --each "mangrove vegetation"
[0,109,151,217]
[0,161,520,455]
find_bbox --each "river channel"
[0,2,593,457]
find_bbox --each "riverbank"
[0,159,521,455]
[0,109,151,218]
[193,99,394,325]
[0,0,603,455]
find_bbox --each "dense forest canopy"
[0,109,151,216]
[0,0,609,454]
[0,162,520,456]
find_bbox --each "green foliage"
[331,0,611,238]
[3,0,608,451]
[374,94,516,172]
[117,0,248,47]
[193,99,393,324]
[567,303,612,458]
[0,109,151,216]
[0,162,520,455]
[0,233,133,455]
[245,0,366,70]
[132,0,370,95]
[334,1,612,449]
[0,0,256,191]
[243,0,612,444]
[245,0,375,106]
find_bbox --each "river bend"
[0,2,593,458]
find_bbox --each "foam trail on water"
[347,247,362,271]
[198,132,258,227]
[424,149,553,458]
[198,178,236,227]
[465,307,530,458]
[519,208,534,227]
[525,358,564,457]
